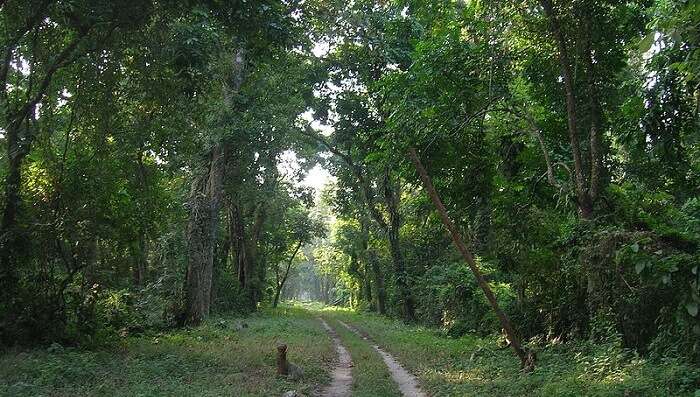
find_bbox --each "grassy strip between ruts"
[325,307,700,397]
[0,306,334,397]
[323,316,401,397]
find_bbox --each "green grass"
[329,308,700,397]
[323,316,401,397]
[2,303,698,396]
[0,306,334,397]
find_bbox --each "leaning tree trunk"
[273,241,302,308]
[408,148,534,371]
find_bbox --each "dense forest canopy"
[1,0,699,378]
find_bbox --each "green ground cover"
[1,304,698,396]
[0,307,333,397]
[329,308,699,397]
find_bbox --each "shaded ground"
[1,304,698,396]
[0,307,334,397]
[326,308,699,397]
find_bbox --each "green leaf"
[635,261,645,274]
[631,243,639,253]
[687,302,699,317]
[639,32,655,53]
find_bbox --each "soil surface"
[338,320,426,397]
[318,318,354,397]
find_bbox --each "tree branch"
[8,27,91,134]
[298,128,388,230]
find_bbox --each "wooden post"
[407,147,534,371]
[277,343,289,375]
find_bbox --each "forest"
[1,0,699,396]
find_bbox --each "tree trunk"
[0,120,31,288]
[231,202,247,287]
[408,147,534,371]
[383,173,416,321]
[539,0,594,220]
[184,48,245,325]
[370,252,386,315]
[210,214,231,307]
[184,145,225,325]
[231,200,266,311]
[132,232,148,286]
[363,264,372,305]
[245,205,265,309]
[359,217,372,305]
[273,241,302,308]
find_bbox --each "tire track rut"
[337,320,426,397]
[318,318,353,397]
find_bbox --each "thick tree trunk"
[184,48,245,324]
[408,148,534,371]
[184,145,225,324]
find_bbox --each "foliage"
[1,0,698,388]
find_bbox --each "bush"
[415,259,513,337]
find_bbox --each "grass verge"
[0,306,334,397]
[327,308,700,397]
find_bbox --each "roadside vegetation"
[326,307,700,396]
[0,307,333,397]
[2,304,698,396]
